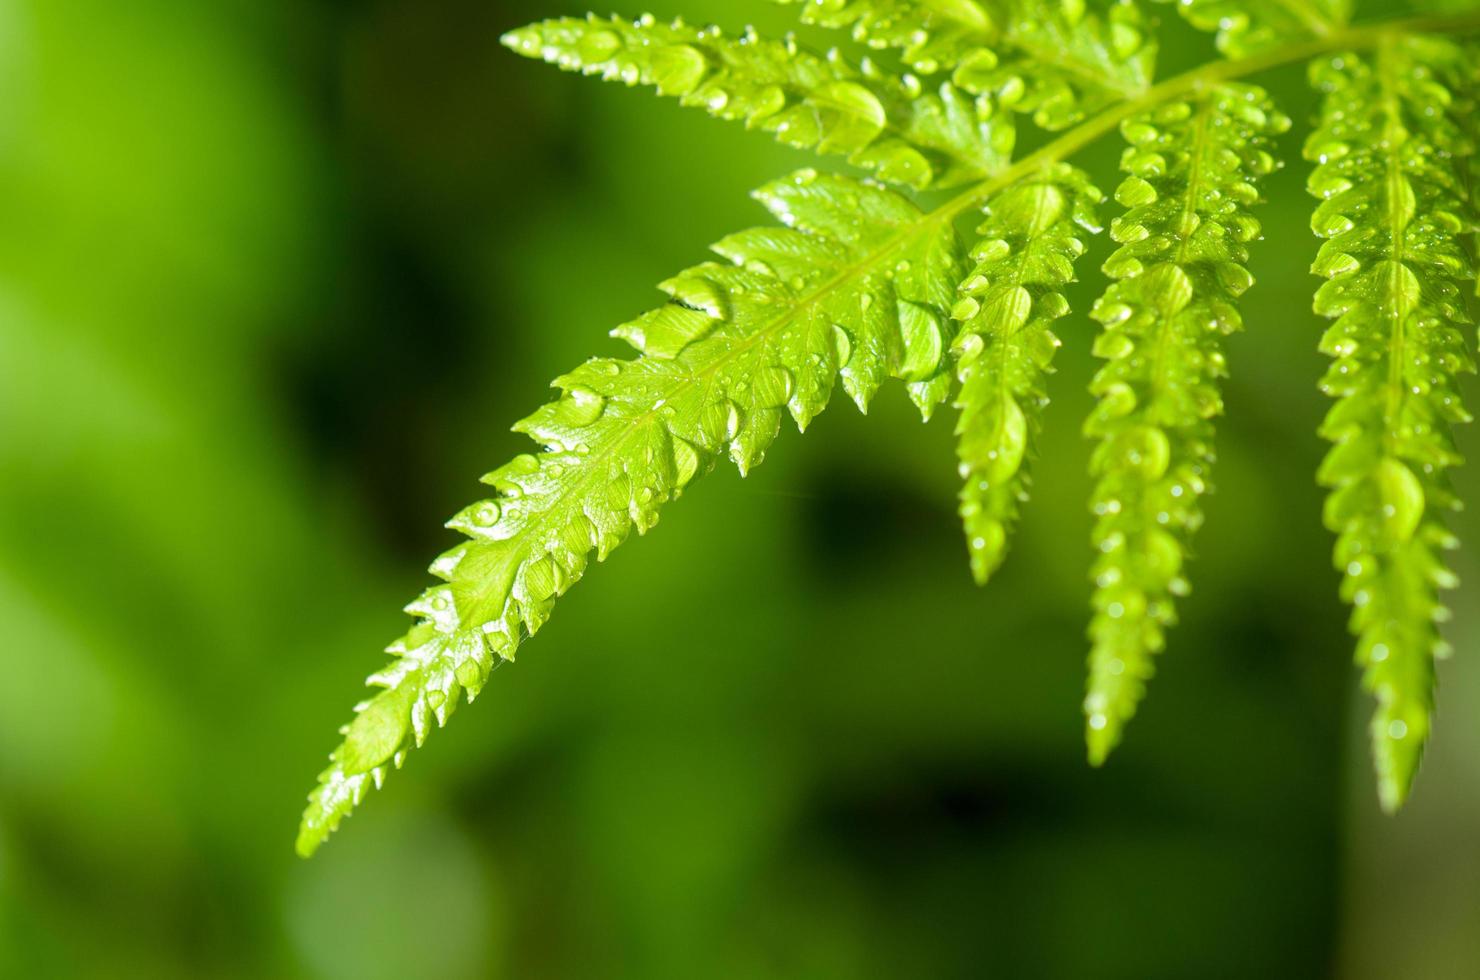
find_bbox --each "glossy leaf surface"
[952,164,1103,583]
[298,170,962,853]
[1083,84,1290,763]
[1306,37,1479,811]
[503,13,1013,189]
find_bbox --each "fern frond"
[501,13,1014,189]
[296,170,962,855]
[1082,84,1289,763]
[779,0,1156,130]
[1159,0,1351,57]
[1306,37,1478,811]
[951,164,1104,583]
[297,6,1480,853]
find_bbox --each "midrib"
[1377,36,1412,459]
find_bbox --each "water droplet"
[752,85,787,120]
[1096,382,1137,420]
[1143,263,1194,316]
[455,659,483,690]
[831,324,853,366]
[1116,175,1159,208]
[1094,331,1135,361]
[955,332,986,365]
[671,436,702,487]
[808,81,887,152]
[650,44,708,96]
[1374,458,1425,545]
[662,275,728,319]
[1122,120,1160,146]
[1312,249,1360,279]
[753,366,795,409]
[870,143,933,189]
[898,300,944,382]
[952,296,982,321]
[562,386,608,427]
[1312,208,1356,238]
[576,29,621,62]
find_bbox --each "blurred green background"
[3,0,1479,976]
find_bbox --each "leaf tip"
[1085,711,1119,767]
[500,25,542,57]
[295,824,323,859]
[1373,714,1426,814]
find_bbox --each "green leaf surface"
[1306,36,1479,811]
[951,164,1104,583]
[502,13,1013,189]
[1083,84,1290,763]
[297,170,962,854]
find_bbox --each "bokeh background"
[3,0,1479,976]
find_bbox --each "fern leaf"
[1159,0,1352,57]
[1306,37,1478,811]
[297,171,962,855]
[951,164,1104,583]
[780,0,1156,130]
[501,13,1013,189]
[1083,85,1289,763]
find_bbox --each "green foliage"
[1306,36,1478,811]
[297,170,961,855]
[1082,85,1289,761]
[952,164,1103,584]
[300,2,1480,852]
[502,13,1013,189]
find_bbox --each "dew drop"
[563,386,608,427]
[576,29,621,62]
[898,300,944,382]
[650,44,708,96]
[754,366,795,409]
[831,324,854,366]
